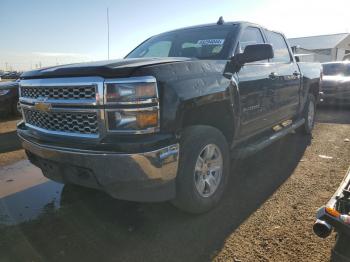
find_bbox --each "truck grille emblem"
[34,102,52,112]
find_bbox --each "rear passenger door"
[264,30,301,122]
[236,27,276,137]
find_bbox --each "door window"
[238,27,265,53]
[266,31,291,63]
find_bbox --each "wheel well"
[181,101,234,145]
[309,82,320,99]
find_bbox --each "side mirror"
[235,43,274,65]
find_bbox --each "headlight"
[0,89,10,96]
[104,76,160,134]
[105,76,158,104]
[107,107,159,133]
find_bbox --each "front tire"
[299,94,316,135]
[172,126,229,214]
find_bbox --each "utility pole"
[107,7,110,60]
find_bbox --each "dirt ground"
[0,107,349,262]
[214,112,350,262]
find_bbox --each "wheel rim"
[194,144,223,198]
[308,100,315,128]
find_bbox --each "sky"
[1,0,349,71]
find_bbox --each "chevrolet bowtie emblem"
[34,102,51,112]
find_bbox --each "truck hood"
[21,57,190,79]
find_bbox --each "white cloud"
[228,0,350,38]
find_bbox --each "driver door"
[237,27,276,138]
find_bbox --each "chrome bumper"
[314,167,350,238]
[20,135,179,202]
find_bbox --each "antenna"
[217,16,224,25]
[107,7,110,60]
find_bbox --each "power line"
[107,7,110,60]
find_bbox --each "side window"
[266,31,291,63]
[239,27,265,53]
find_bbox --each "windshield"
[323,63,350,76]
[126,26,235,60]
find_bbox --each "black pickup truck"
[17,20,321,213]
[320,62,350,106]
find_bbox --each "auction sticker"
[197,39,225,46]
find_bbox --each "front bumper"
[319,87,350,105]
[19,135,179,202]
[315,167,350,260]
[315,167,350,236]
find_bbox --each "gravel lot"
[215,108,350,262]
[0,107,349,262]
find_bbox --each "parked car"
[314,167,350,262]
[17,20,322,213]
[0,80,20,117]
[320,62,350,105]
[1,72,20,79]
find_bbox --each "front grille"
[21,86,96,100]
[23,108,98,135]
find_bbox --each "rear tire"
[172,126,229,214]
[298,94,316,135]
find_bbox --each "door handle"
[269,72,278,80]
[293,71,301,78]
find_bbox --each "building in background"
[288,33,350,62]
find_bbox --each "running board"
[232,118,305,159]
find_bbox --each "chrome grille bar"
[19,77,104,106]
[23,108,98,135]
[19,77,105,138]
[21,85,96,100]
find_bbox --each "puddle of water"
[0,160,48,198]
[0,181,63,225]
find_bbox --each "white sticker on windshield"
[197,39,225,46]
